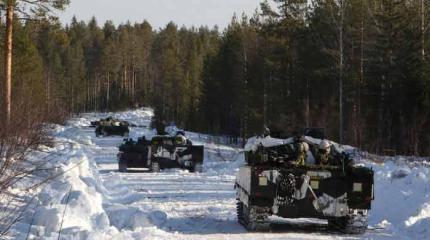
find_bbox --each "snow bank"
[24,152,113,239]
[7,108,158,239]
[368,160,430,240]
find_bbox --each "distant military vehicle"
[91,117,122,127]
[118,133,204,172]
[118,137,151,171]
[235,135,374,234]
[94,117,130,137]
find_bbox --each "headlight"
[310,180,319,189]
[353,183,363,192]
[259,176,268,186]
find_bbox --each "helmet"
[175,135,187,145]
[319,140,331,152]
[299,142,309,152]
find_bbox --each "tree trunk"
[338,0,345,143]
[123,65,127,97]
[4,0,14,126]
[242,45,248,144]
[106,72,110,110]
[305,78,310,128]
[358,10,364,149]
[422,0,425,61]
[263,71,269,127]
[94,75,97,112]
[45,69,51,112]
[132,66,136,103]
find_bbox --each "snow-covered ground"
[5,108,430,240]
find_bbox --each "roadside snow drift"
[5,108,430,240]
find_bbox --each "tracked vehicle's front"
[94,117,130,137]
[235,136,374,233]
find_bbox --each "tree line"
[1,0,429,155]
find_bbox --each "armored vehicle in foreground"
[235,135,374,233]
[94,117,130,137]
[118,133,204,172]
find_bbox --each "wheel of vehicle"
[236,199,245,225]
[243,204,257,231]
[102,129,108,137]
[123,131,129,138]
[237,200,270,232]
[150,161,160,172]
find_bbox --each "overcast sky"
[59,0,264,30]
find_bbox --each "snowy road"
[9,108,430,240]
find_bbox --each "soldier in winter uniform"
[314,140,331,166]
[263,126,271,137]
[155,120,167,135]
[175,132,192,146]
[294,135,309,166]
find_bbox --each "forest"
[1,0,430,156]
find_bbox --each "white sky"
[59,0,265,30]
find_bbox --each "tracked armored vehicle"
[94,117,130,137]
[118,133,204,172]
[235,135,374,233]
[91,117,129,128]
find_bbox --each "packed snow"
[4,108,430,240]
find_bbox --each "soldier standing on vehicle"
[263,125,271,137]
[175,134,187,145]
[155,120,167,135]
[295,136,309,166]
[315,140,331,166]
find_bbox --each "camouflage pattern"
[236,134,374,234]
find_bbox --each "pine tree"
[2,0,69,124]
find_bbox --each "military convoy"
[117,133,204,173]
[90,113,374,234]
[235,135,374,234]
[92,117,130,137]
